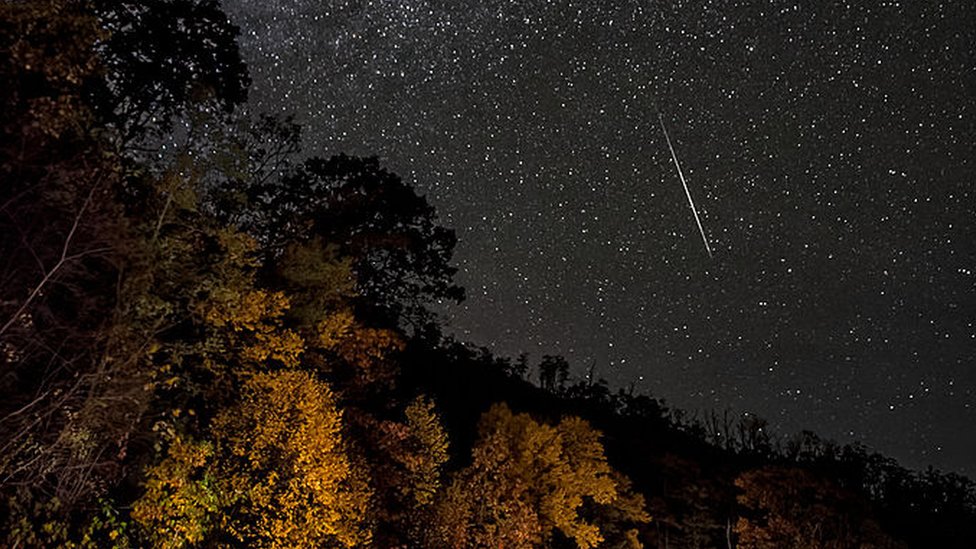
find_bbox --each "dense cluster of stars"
[224,0,975,474]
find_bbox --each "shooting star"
[658,114,713,258]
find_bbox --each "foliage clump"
[429,403,648,548]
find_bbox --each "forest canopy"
[0,1,973,548]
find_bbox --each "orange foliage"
[429,404,648,548]
[212,371,372,548]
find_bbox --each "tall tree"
[0,0,252,535]
[211,370,372,548]
[350,395,451,546]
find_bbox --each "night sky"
[223,1,975,475]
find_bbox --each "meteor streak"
[658,114,713,258]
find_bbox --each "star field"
[224,0,976,474]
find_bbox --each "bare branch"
[0,180,104,338]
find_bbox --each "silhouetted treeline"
[401,335,975,548]
[1,1,973,547]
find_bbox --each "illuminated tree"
[273,237,403,390]
[354,395,451,546]
[131,372,375,548]
[401,396,451,509]
[211,371,372,548]
[429,404,648,548]
[131,438,217,549]
[141,202,309,413]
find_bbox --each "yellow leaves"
[431,403,644,549]
[552,416,617,506]
[146,341,162,356]
[311,306,402,386]
[211,371,372,548]
[401,396,450,508]
[316,309,355,349]
[594,472,650,547]
[241,328,304,368]
[216,371,343,469]
[404,396,449,467]
[203,288,287,332]
[195,233,309,372]
[215,228,261,270]
[201,287,305,369]
[131,438,217,549]
[135,372,375,548]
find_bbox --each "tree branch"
[0,180,102,338]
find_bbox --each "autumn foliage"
[1,2,972,549]
[428,404,648,548]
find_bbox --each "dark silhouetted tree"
[539,354,570,393]
[250,154,463,329]
[90,0,250,143]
